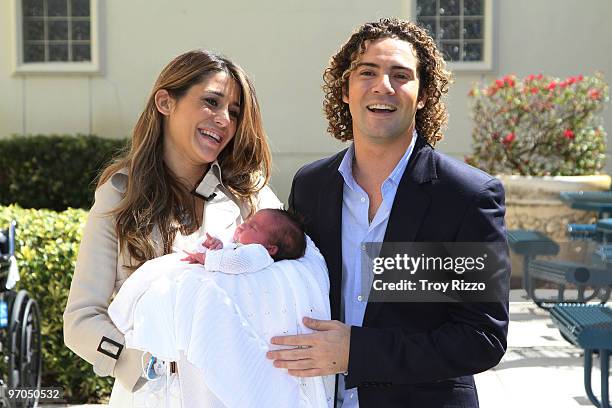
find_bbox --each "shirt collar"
[110,161,225,199]
[388,129,418,186]
[338,129,418,190]
[193,160,224,200]
[338,143,358,191]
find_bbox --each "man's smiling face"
[343,37,425,146]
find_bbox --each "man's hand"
[180,251,206,264]
[266,317,350,377]
[202,233,223,250]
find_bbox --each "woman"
[63,49,282,404]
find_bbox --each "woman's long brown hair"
[98,50,271,270]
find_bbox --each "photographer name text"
[372,279,486,292]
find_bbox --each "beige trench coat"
[63,163,282,405]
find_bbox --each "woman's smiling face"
[162,71,241,173]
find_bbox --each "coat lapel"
[317,152,346,321]
[383,138,436,243]
[197,162,242,241]
[364,138,436,324]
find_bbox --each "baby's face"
[233,210,275,246]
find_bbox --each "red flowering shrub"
[466,73,609,176]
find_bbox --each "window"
[12,0,100,73]
[414,0,494,71]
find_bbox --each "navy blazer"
[289,137,510,408]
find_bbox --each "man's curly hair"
[323,18,452,145]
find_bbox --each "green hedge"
[0,135,127,211]
[0,205,113,403]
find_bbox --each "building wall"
[1,0,611,204]
[443,0,612,161]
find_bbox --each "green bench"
[551,304,612,408]
[507,229,612,309]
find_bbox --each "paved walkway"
[476,290,604,407]
[45,290,608,407]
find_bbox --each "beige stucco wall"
[1,0,611,205]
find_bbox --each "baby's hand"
[181,251,206,265]
[202,233,223,250]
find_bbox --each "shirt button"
[361,245,366,251]
[357,295,363,302]
[360,197,366,203]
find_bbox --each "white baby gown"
[108,236,334,408]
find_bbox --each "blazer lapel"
[365,138,436,324]
[317,151,346,321]
[384,139,436,243]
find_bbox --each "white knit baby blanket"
[108,236,333,408]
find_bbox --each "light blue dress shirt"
[336,132,417,407]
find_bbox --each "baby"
[181,208,307,271]
[108,208,333,408]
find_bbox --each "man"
[267,18,510,407]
